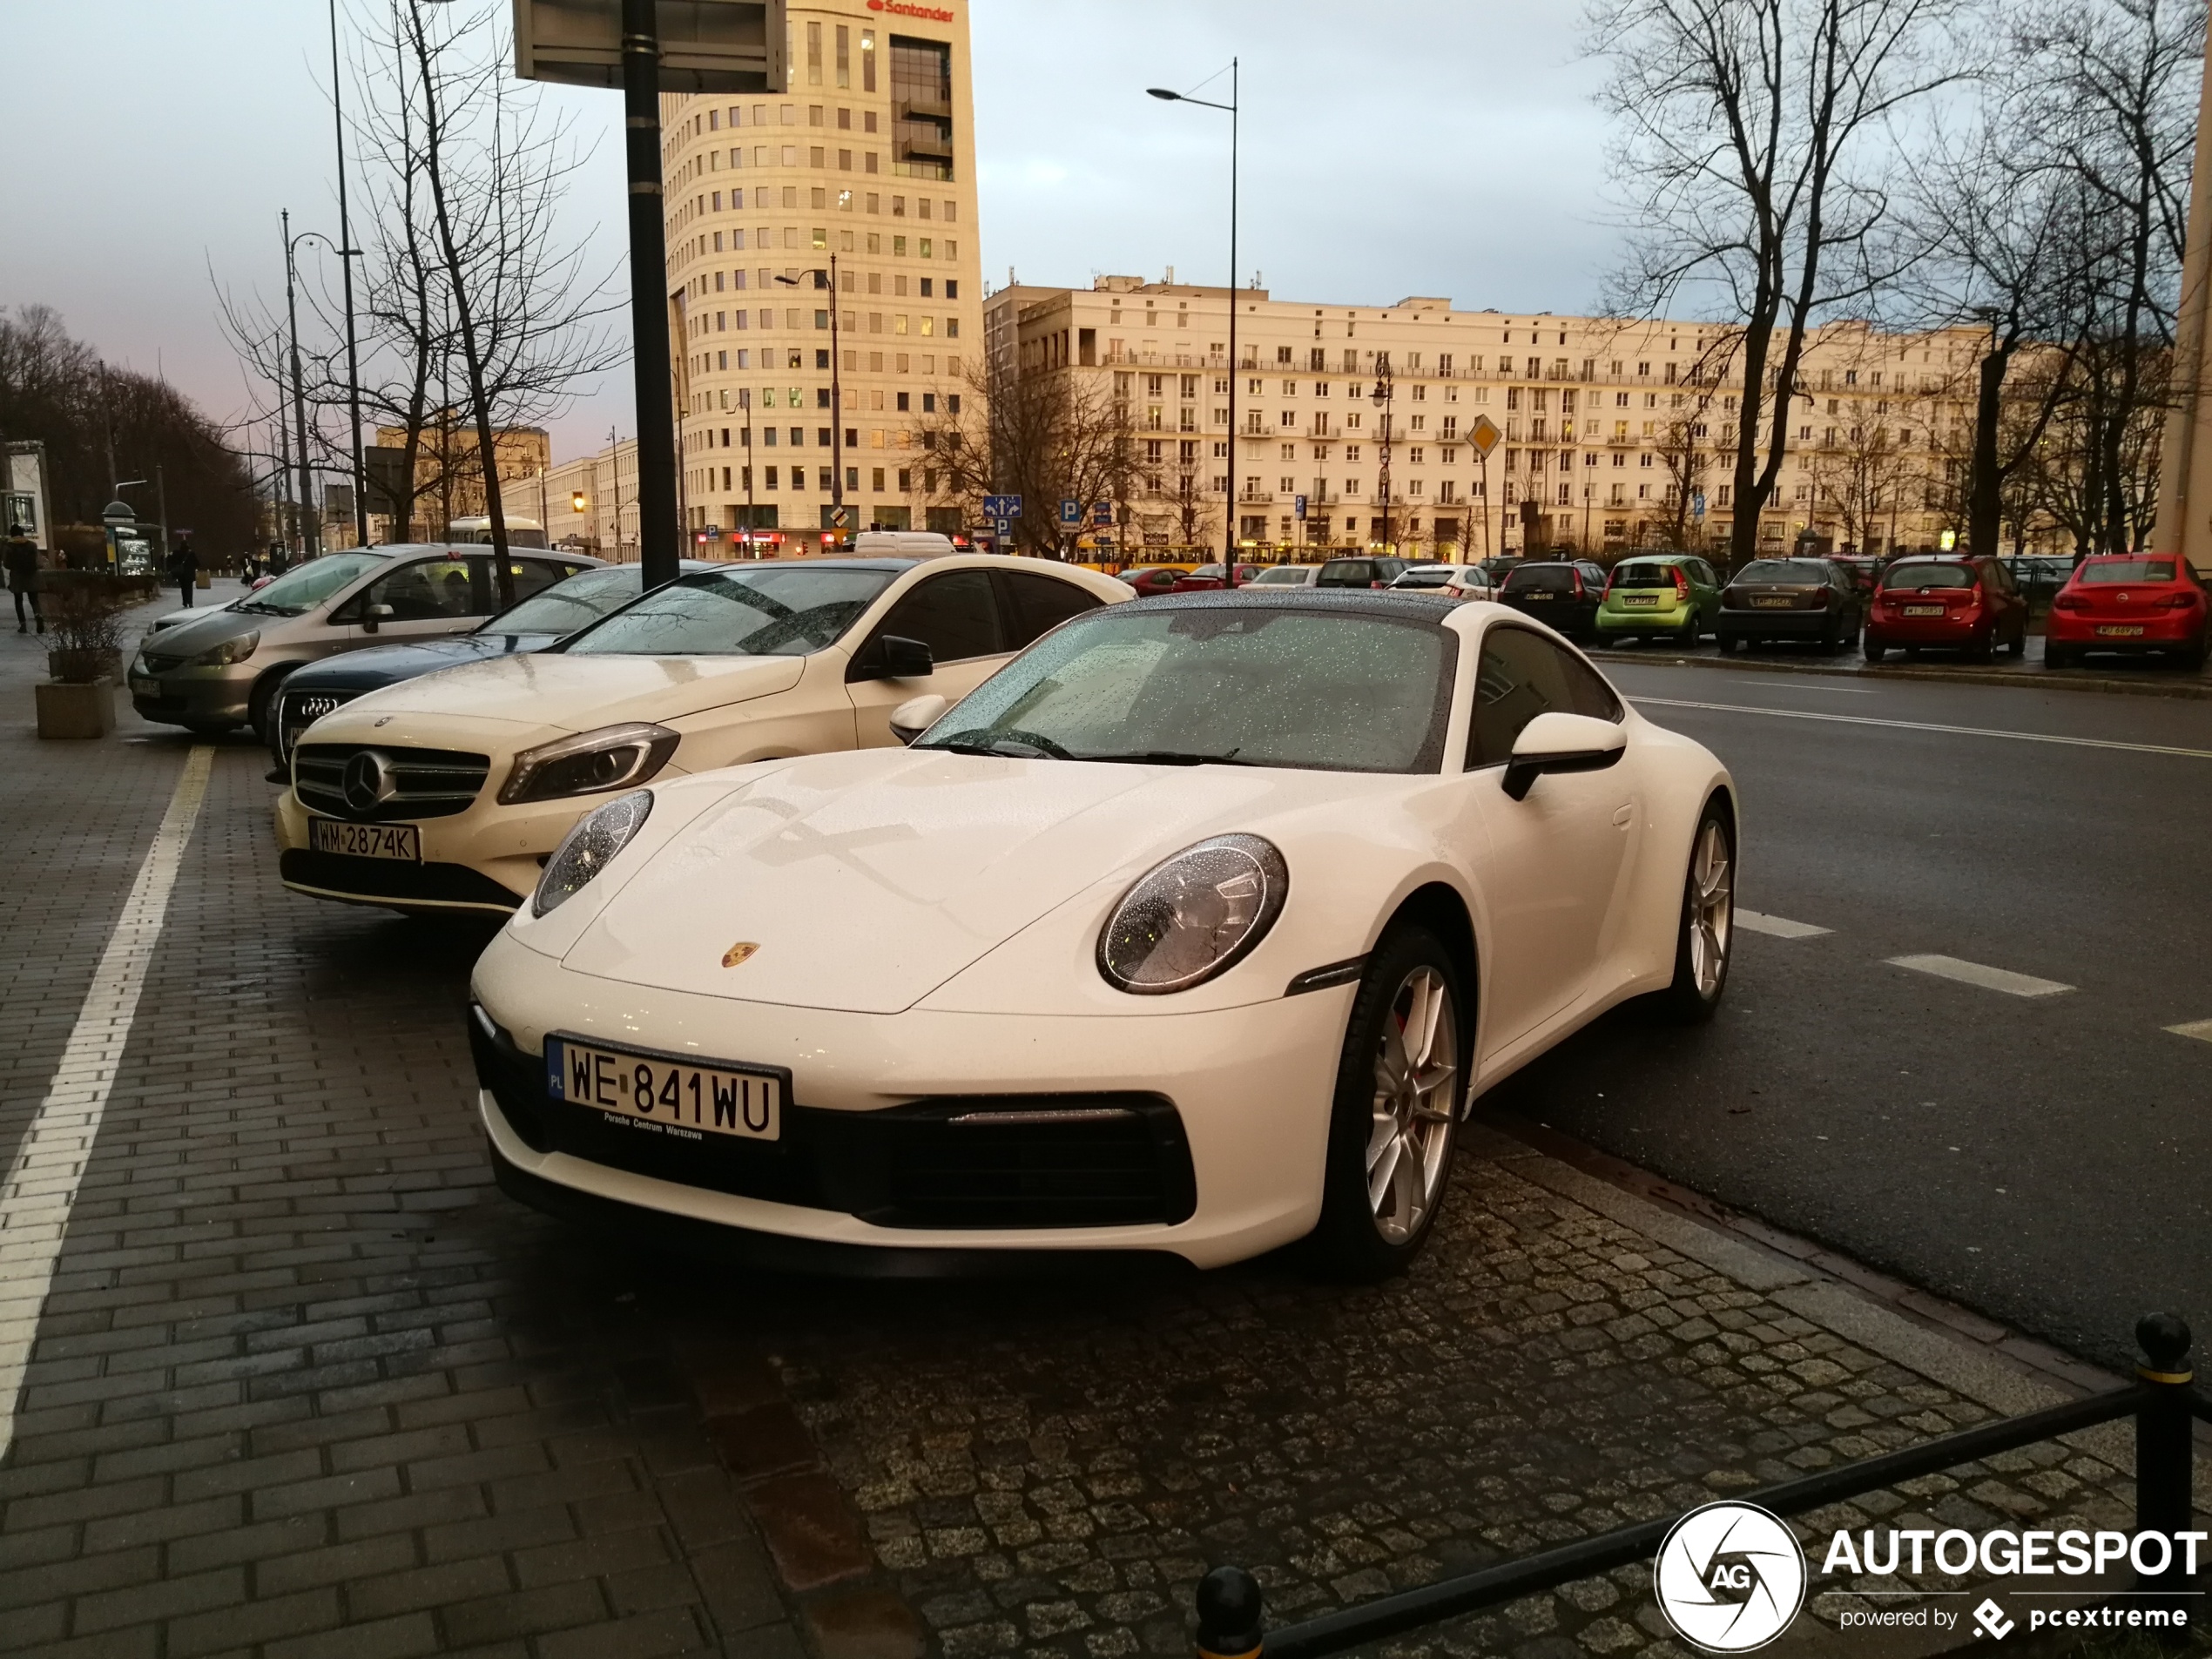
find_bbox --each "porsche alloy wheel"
[1367,966,1459,1246]
[1313,927,1466,1278]
[1658,804,1734,1022]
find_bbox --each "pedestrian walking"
[5,523,42,634]
[168,534,198,607]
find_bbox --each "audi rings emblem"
[342,750,395,814]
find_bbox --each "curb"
[1583,645,2212,700]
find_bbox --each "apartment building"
[658,0,982,543]
[988,277,1996,559]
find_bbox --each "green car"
[1594,554,1723,644]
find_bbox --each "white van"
[852,529,957,557]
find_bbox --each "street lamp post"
[1372,360,1394,551]
[281,211,320,559]
[1148,62,1239,583]
[779,254,845,545]
[328,0,367,549]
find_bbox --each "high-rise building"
[660,0,981,548]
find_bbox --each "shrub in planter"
[42,574,128,684]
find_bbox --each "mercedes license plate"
[308,818,421,861]
[546,1035,782,1143]
[2095,624,2146,637]
[1903,604,1945,617]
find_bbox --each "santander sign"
[867,0,955,17]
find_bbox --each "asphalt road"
[1481,658,2212,1369]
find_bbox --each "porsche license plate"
[547,1035,781,1143]
[1751,596,1795,609]
[1903,604,1945,617]
[2096,624,2146,637]
[308,818,420,861]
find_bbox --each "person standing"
[168,534,198,607]
[5,523,41,634]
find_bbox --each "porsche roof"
[1121,589,1460,619]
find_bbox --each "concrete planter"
[36,678,118,739]
[48,647,122,683]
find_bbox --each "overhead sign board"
[513,0,787,92]
[1469,415,1502,458]
[982,493,1022,520]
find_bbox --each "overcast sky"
[1,0,1615,464]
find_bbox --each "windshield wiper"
[932,730,1070,759]
[1077,749,1255,766]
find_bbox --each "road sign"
[830,504,849,529]
[1090,501,1113,528]
[1293,494,1308,521]
[1691,490,1706,520]
[1468,415,1502,458]
[513,0,787,92]
[1059,498,1081,526]
[994,518,1012,537]
[983,494,1023,521]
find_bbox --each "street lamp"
[1148,63,1239,583]
[327,0,368,549]
[1371,360,1395,551]
[778,256,846,545]
[281,211,327,560]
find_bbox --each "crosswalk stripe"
[1885,954,2074,998]
[1736,909,1833,940]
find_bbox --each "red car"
[1119,566,1186,597]
[1171,562,1264,591]
[1862,556,2028,662]
[2044,554,2208,670]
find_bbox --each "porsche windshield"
[563,565,894,656]
[918,604,1456,772]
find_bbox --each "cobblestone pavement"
[0,598,2203,1659]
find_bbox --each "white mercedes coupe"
[468,590,1737,1278]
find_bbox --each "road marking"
[1631,697,2212,759]
[1885,954,2074,998]
[0,746,213,1464]
[2164,1019,2212,1043]
[1734,679,1881,695]
[1737,909,1834,939]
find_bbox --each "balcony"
[894,96,953,122]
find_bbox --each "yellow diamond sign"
[1469,415,1502,457]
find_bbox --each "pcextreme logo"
[1655,1502,1809,1653]
[867,0,955,17]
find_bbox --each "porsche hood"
[556,747,1393,1015]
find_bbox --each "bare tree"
[1589,0,1963,570]
[920,356,1136,558]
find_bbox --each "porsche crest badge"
[721,941,761,968]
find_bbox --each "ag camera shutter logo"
[1655,1501,1808,1652]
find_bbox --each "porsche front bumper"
[469,927,1351,1270]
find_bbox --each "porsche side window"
[998,570,1101,650]
[1469,628,1619,769]
[872,570,1004,662]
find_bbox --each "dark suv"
[1315,556,1411,590]
[1497,558,1608,640]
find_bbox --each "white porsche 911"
[468,590,1736,1277]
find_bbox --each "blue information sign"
[983,493,1023,521]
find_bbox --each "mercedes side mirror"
[1501,711,1626,801]
[363,603,395,635]
[889,692,948,745]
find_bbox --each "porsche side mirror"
[363,602,395,634]
[1501,711,1626,801]
[889,692,948,745]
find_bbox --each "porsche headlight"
[1097,834,1289,995]
[187,631,259,667]
[533,790,653,917]
[501,722,678,805]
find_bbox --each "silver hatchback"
[126,544,600,738]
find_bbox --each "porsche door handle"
[1612,804,1634,828]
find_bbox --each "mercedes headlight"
[500,722,679,805]
[187,631,260,667]
[533,790,653,917]
[1096,834,1289,995]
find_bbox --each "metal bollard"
[1196,1565,1264,1659]
[2130,1312,2195,1617]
